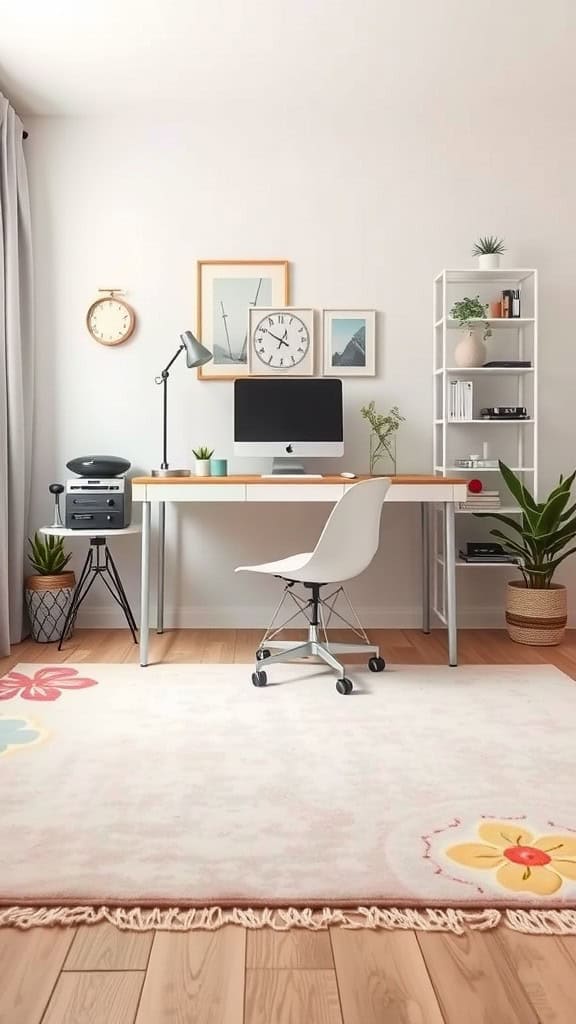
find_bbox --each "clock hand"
[264,329,286,343]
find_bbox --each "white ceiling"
[2,0,576,119]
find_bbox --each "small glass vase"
[369,433,397,476]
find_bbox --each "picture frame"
[322,309,376,376]
[196,260,289,379]
[248,307,315,376]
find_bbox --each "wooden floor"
[2,627,576,1023]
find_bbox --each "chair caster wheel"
[256,649,271,661]
[252,670,268,687]
[336,677,353,695]
[368,656,386,672]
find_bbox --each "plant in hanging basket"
[25,533,75,644]
[477,462,576,645]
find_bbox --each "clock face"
[253,312,310,370]
[87,297,135,346]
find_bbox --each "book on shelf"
[459,550,521,563]
[458,490,501,511]
[448,380,473,420]
[458,541,521,564]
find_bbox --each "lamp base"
[150,468,192,478]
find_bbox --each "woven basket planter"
[505,581,567,646]
[24,572,76,644]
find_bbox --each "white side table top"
[40,525,141,538]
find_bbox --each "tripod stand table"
[40,525,141,649]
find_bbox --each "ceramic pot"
[505,581,567,646]
[478,253,500,269]
[24,572,76,643]
[195,460,211,477]
[454,328,486,368]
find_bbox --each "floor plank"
[0,927,76,1024]
[42,971,144,1024]
[135,926,245,1023]
[417,930,538,1023]
[247,929,334,969]
[495,930,576,1023]
[65,922,153,971]
[245,969,342,1024]
[330,929,444,1024]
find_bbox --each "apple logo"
[286,444,293,453]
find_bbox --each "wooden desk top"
[132,474,465,486]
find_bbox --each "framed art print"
[197,260,289,379]
[248,307,315,376]
[323,309,376,376]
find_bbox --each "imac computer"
[234,378,343,476]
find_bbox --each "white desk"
[131,474,467,667]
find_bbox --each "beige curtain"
[0,94,34,654]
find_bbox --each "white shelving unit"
[432,268,538,613]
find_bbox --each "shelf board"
[435,466,534,474]
[436,556,522,568]
[456,506,522,515]
[436,419,535,425]
[436,269,536,284]
[434,366,534,376]
[435,317,534,329]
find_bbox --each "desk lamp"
[152,331,213,477]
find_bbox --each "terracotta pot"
[454,328,486,368]
[505,581,567,646]
[24,572,76,643]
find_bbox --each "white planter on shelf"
[454,328,487,368]
[478,253,500,269]
[194,460,211,477]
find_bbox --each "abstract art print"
[197,261,289,379]
[323,309,376,376]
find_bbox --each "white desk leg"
[445,501,457,667]
[421,503,431,634]
[140,501,151,667]
[157,501,165,634]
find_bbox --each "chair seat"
[236,551,313,580]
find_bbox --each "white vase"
[478,253,500,269]
[195,460,211,477]
[454,328,486,368]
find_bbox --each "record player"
[65,456,132,529]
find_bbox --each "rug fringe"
[2,904,576,934]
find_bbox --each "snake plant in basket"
[479,462,576,645]
[25,533,76,643]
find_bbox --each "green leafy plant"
[360,402,405,475]
[450,295,492,340]
[28,533,72,576]
[472,235,506,256]
[478,461,576,589]
[192,446,214,460]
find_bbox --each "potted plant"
[24,533,75,643]
[450,296,492,368]
[360,402,404,475]
[192,446,214,477]
[472,235,506,269]
[481,462,576,645]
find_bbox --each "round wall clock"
[248,307,315,376]
[86,289,136,346]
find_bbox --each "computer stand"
[262,458,322,478]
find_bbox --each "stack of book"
[448,380,473,421]
[458,490,501,511]
[459,542,521,564]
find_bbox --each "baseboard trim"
[75,604,523,630]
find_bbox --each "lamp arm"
[157,343,185,379]
[154,345,184,471]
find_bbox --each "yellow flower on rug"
[446,820,576,895]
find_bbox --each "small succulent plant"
[28,533,72,575]
[192,446,214,460]
[472,236,506,256]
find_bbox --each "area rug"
[1,662,576,934]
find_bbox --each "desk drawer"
[246,484,345,502]
[140,484,246,502]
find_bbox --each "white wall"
[24,108,576,628]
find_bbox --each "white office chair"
[236,477,390,694]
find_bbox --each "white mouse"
[340,471,357,479]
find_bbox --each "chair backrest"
[303,477,391,584]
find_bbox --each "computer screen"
[234,378,343,458]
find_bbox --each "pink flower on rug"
[446,820,576,896]
[0,667,98,702]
